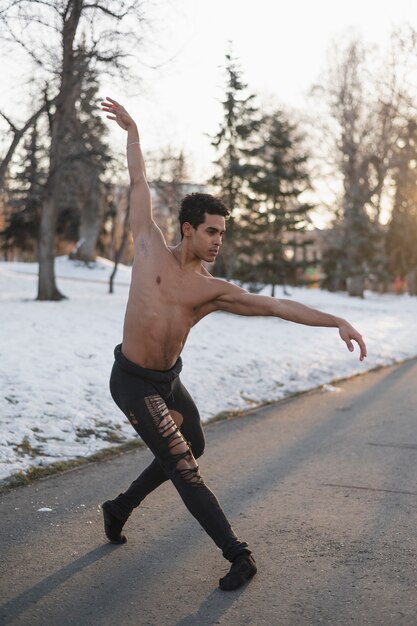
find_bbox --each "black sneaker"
[102,500,129,544]
[219,554,257,591]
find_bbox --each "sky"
[1,0,417,199]
[98,0,417,181]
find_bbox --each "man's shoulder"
[199,273,237,299]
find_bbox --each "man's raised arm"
[101,97,152,237]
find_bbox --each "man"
[100,97,367,591]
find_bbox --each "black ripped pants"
[109,344,250,562]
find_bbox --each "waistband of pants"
[114,344,182,382]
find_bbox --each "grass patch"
[0,438,144,494]
[101,431,126,443]
[75,427,96,439]
[13,437,43,458]
[75,422,126,444]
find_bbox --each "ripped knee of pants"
[165,431,203,486]
[173,449,203,485]
[145,395,203,485]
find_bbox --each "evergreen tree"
[210,50,261,278]
[1,57,110,264]
[236,111,314,295]
[63,60,111,262]
[2,121,46,258]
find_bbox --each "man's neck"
[170,242,203,273]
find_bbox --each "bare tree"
[310,35,406,296]
[0,0,148,300]
[147,147,190,244]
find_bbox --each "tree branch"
[0,111,18,133]
[3,28,45,66]
[83,3,130,20]
[0,95,57,190]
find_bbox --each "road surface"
[1,359,417,625]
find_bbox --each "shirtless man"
[100,97,367,592]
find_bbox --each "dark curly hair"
[178,193,230,239]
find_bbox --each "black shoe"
[102,500,128,544]
[219,554,257,591]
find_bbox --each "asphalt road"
[1,359,417,626]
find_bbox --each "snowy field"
[1,256,417,481]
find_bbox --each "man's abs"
[121,300,193,370]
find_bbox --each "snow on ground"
[1,256,417,480]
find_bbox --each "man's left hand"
[339,321,367,361]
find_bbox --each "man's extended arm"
[101,97,152,237]
[213,281,367,361]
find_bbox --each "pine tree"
[2,121,46,259]
[1,57,110,265]
[235,111,314,295]
[210,50,261,278]
[63,60,110,262]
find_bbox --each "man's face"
[188,213,226,263]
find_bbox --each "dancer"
[100,97,367,591]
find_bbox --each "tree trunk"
[37,154,67,300]
[73,178,102,262]
[37,196,66,300]
[36,0,84,300]
[406,268,417,296]
[214,214,237,279]
[109,200,130,294]
[347,275,364,298]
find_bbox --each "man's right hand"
[101,96,135,130]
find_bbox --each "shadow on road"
[173,587,244,626]
[0,543,119,625]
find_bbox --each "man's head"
[178,192,230,263]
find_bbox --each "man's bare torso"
[122,224,220,370]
